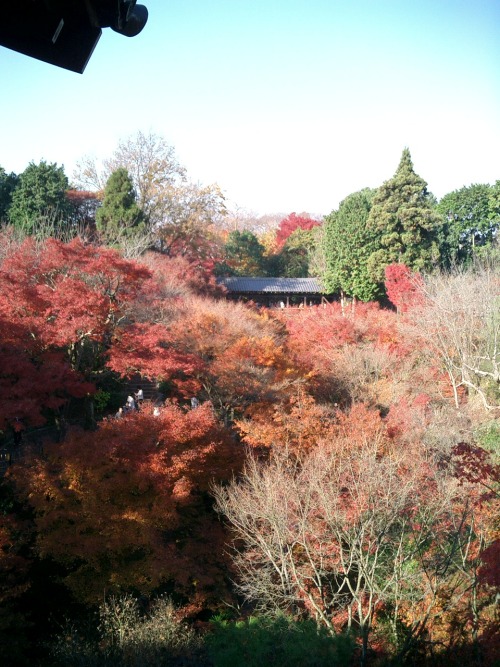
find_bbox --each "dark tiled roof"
[218,277,324,294]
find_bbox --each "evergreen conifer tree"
[222,230,268,276]
[322,188,381,301]
[366,148,441,283]
[96,168,144,241]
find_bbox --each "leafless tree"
[157,181,227,255]
[214,441,469,666]
[220,208,285,235]
[104,226,154,260]
[74,130,187,229]
[74,131,228,247]
[414,264,500,410]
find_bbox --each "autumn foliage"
[275,212,320,248]
[384,262,424,312]
[0,232,498,666]
[10,402,243,611]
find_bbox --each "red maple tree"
[0,238,152,430]
[384,263,424,313]
[275,212,320,248]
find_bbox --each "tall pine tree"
[96,168,144,242]
[366,148,441,283]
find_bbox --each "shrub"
[474,420,500,458]
[50,594,205,667]
[206,613,354,667]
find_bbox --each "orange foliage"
[10,402,243,610]
[162,296,296,415]
[238,388,338,455]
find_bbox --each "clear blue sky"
[1,0,499,216]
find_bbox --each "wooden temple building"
[218,277,331,307]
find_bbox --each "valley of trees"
[0,132,498,666]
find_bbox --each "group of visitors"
[115,388,144,419]
[114,389,201,419]
[268,300,317,308]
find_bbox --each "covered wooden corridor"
[218,277,331,308]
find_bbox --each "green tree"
[488,180,500,223]
[366,148,441,283]
[437,183,497,266]
[95,168,145,242]
[221,229,268,276]
[322,188,381,301]
[271,227,319,277]
[8,161,69,233]
[0,167,18,223]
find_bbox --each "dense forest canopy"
[0,135,498,667]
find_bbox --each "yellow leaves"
[120,510,146,524]
[66,467,84,495]
[224,336,282,368]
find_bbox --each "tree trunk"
[360,623,370,667]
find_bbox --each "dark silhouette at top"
[0,0,148,73]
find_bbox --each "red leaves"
[333,402,387,450]
[238,388,337,455]
[384,263,424,313]
[0,236,295,431]
[141,251,224,298]
[0,239,153,428]
[385,396,430,444]
[108,323,203,385]
[452,442,499,492]
[0,342,95,430]
[275,213,320,248]
[0,237,151,351]
[286,302,359,348]
[161,296,291,414]
[478,539,500,587]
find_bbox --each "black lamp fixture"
[0,1,148,74]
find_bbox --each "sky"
[1,0,499,217]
